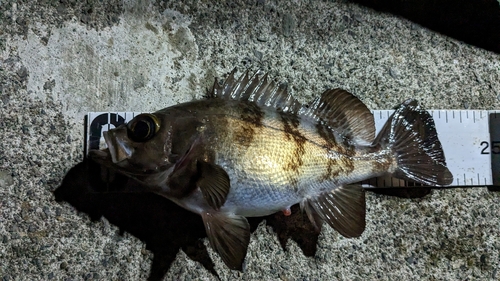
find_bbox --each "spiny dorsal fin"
[300,89,375,145]
[211,68,301,114]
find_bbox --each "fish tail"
[374,99,453,186]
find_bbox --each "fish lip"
[88,148,110,160]
[87,130,130,166]
[103,130,118,163]
[102,129,135,164]
[89,128,170,177]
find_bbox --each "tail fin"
[374,99,453,186]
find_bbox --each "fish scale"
[208,107,368,204]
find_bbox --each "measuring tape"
[85,110,500,189]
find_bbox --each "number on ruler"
[480,141,500,154]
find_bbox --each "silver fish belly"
[90,69,453,270]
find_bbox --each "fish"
[89,69,453,270]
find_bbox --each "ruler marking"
[107,112,110,132]
[459,111,462,123]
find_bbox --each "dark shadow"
[367,187,432,198]
[360,176,433,198]
[54,159,320,279]
[262,205,319,256]
[488,186,500,192]
[349,0,500,54]
[54,159,217,280]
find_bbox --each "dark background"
[350,0,500,54]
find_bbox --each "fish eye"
[127,113,160,142]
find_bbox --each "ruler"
[85,110,500,190]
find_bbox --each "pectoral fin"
[197,161,230,210]
[301,185,366,238]
[201,212,250,270]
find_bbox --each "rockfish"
[90,69,453,269]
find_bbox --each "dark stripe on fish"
[315,120,355,182]
[315,120,337,148]
[233,102,264,147]
[318,155,356,183]
[279,112,306,173]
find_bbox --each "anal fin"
[201,212,250,270]
[301,185,366,238]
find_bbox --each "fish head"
[89,113,177,185]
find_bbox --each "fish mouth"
[88,147,124,168]
[88,128,134,170]
[88,127,171,178]
[88,144,166,177]
[89,148,144,175]
[103,130,134,164]
[88,148,112,161]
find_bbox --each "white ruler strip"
[85,110,500,187]
[372,110,494,187]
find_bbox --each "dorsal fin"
[300,89,375,145]
[211,68,301,114]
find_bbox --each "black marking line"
[279,112,306,173]
[233,102,265,147]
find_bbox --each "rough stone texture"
[1,0,499,280]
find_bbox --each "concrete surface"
[1,0,500,280]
